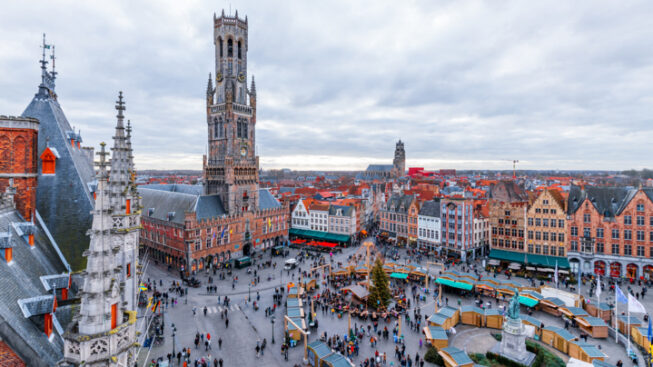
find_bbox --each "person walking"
[255,344,260,358]
[218,338,222,349]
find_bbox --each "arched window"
[238,40,242,59]
[227,39,233,57]
[213,117,219,138]
[218,37,223,57]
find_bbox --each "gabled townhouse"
[567,185,653,279]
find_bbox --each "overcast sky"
[2,1,653,171]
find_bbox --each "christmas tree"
[367,258,392,309]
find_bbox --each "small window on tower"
[238,40,242,59]
[126,262,131,278]
[227,39,233,57]
[218,37,223,57]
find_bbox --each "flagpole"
[615,286,618,343]
[628,301,631,354]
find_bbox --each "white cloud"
[2,0,653,171]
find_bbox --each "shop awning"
[488,259,500,266]
[436,278,473,291]
[519,296,539,308]
[489,249,570,269]
[390,272,408,280]
[289,228,350,243]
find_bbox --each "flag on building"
[616,286,628,304]
[628,293,647,313]
[647,318,652,346]
[554,260,558,284]
[220,226,226,239]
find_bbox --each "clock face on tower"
[238,72,246,82]
[240,146,247,157]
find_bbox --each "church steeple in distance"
[204,10,259,215]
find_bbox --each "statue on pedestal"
[507,290,520,320]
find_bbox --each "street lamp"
[271,316,275,344]
[171,323,177,355]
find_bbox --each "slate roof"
[17,296,54,318]
[259,188,282,210]
[566,185,641,217]
[419,199,441,218]
[139,188,199,224]
[140,185,281,222]
[366,164,393,172]
[40,274,69,291]
[329,205,354,217]
[0,204,67,365]
[386,194,415,213]
[22,83,95,270]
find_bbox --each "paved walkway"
[134,240,646,366]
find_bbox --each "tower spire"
[250,75,256,96]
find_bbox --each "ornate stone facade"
[62,94,139,366]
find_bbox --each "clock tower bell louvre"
[204,9,259,215]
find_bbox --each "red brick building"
[567,185,653,279]
[0,116,39,221]
[138,12,288,273]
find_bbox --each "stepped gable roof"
[419,199,441,217]
[387,194,415,213]
[0,204,67,365]
[366,164,393,172]
[548,188,566,210]
[489,180,528,202]
[567,185,632,217]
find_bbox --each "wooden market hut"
[288,286,304,299]
[583,302,612,323]
[307,340,334,367]
[423,325,448,349]
[568,341,607,364]
[320,352,354,367]
[427,306,459,330]
[541,326,578,354]
[521,315,544,338]
[460,305,484,327]
[286,316,307,341]
[632,326,652,351]
[577,316,608,338]
[484,309,504,330]
[495,284,518,300]
[617,315,642,335]
[287,306,305,319]
[540,297,566,316]
[287,297,303,308]
[438,347,474,367]
[592,361,618,367]
[561,306,589,320]
[342,284,369,303]
[474,280,497,297]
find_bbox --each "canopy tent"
[519,296,539,308]
[489,249,570,269]
[436,277,473,291]
[290,228,350,243]
[390,272,408,280]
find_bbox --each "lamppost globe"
[271,316,275,344]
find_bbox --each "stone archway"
[610,262,622,278]
[569,258,581,274]
[626,263,639,279]
[594,260,606,276]
[242,243,251,256]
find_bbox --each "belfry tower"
[204,10,259,215]
[393,140,405,178]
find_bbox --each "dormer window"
[40,147,59,175]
